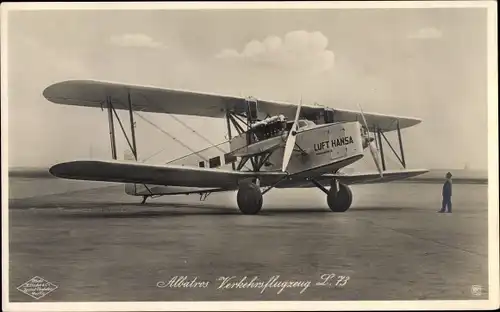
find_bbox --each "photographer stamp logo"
[470,284,482,296]
[17,276,58,299]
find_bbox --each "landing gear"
[327,182,353,212]
[237,182,263,215]
[310,179,353,212]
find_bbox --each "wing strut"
[376,129,386,170]
[359,104,383,177]
[99,91,217,165]
[127,91,138,160]
[106,96,117,160]
[374,122,408,169]
[105,94,138,161]
[226,112,236,170]
[396,121,406,168]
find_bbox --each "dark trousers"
[441,196,452,212]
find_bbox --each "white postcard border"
[1,1,498,311]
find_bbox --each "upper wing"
[43,80,422,131]
[43,80,245,118]
[325,109,422,132]
[321,169,429,185]
[49,160,286,189]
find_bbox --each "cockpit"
[295,120,316,129]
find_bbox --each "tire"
[237,183,263,215]
[327,183,352,212]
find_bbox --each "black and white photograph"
[2,1,498,311]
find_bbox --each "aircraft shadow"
[259,208,330,215]
[55,209,240,219]
[44,206,332,219]
[10,199,428,218]
[8,201,221,210]
[351,206,434,212]
[259,206,426,215]
[52,206,423,219]
[351,206,406,212]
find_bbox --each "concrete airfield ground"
[8,178,489,302]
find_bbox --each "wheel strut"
[310,178,329,195]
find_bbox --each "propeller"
[358,104,383,178]
[282,96,303,172]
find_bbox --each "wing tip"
[43,85,58,102]
[49,160,95,178]
[411,117,423,126]
[407,168,430,177]
[48,162,71,178]
[42,80,78,102]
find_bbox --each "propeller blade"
[358,104,383,178]
[293,95,303,124]
[282,124,297,172]
[282,97,303,172]
[358,105,370,136]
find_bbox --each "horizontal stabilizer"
[323,169,429,185]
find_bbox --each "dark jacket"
[442,179,452,198]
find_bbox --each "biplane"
[43,80,428,214]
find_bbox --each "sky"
[5,6,490,171]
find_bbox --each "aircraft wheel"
[327,183,352,212]
[237,183,263,215]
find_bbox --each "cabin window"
[199,161,205,168]
[209,156,221,168]
[224,153,237,164]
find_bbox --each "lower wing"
[321,169,429,185]
[49,160,286,189]
[49,160,428,190]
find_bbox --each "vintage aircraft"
[43,80,428,214]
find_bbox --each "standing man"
[439,172,453,213]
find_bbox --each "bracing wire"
[110,93,253,171]
[132,92,253,170]
[135,93,233,156]
[168,113,231,157]
[133,111,210,163]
